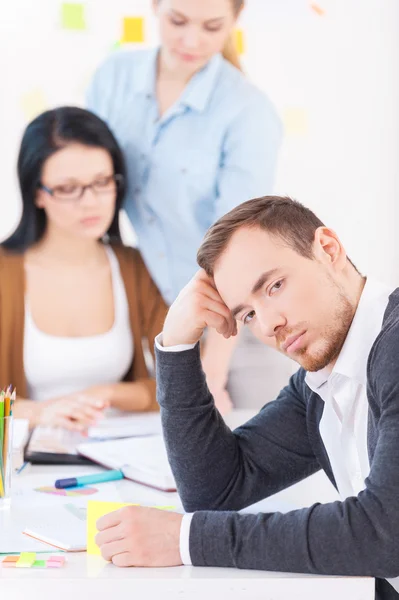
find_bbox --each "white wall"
[1,0,398,283]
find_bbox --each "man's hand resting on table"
[162,270,237,347]
[96,506,183,567]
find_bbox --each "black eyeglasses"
[39,174,124,202]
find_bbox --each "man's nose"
[257,307,286,339]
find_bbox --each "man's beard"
[277,285,355,372]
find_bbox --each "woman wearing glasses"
[87,0,293,412]
[0,106,167,431]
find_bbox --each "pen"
[55,469,124,489]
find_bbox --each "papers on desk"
[78,435,176,492]
[87,412,162,439]
[23,505,86,552]
[0,505,87,554]
[25,413,163,465]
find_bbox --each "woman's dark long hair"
[2,106,126,252]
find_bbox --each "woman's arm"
[85,382,154,412]
[201,328,240,414]
[12,393,108,430]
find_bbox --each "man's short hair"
[197,196,358,276]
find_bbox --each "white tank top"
[24,246,134,402]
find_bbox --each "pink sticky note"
[49,555,64,562]
[47,561,63,568]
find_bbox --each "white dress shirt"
[156,278,396,583]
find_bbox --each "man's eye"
[270,280,284,295]
[243,310,255,325]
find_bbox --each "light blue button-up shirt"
[87,49,283,304]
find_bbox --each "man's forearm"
[189,494,399,580]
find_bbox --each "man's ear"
[313,226,347,271]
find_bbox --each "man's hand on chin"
[95,506,184,567]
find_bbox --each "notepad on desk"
[23,505,87,552]
[77,435,176,492]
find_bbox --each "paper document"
[0,507,70,554]
[22,505,86,552]
[87,412,162,439]
[78,435,176,492]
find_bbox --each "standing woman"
[87,0,293,411]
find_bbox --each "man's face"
[213,226,355,372]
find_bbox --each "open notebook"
[25,412,163,465]
[77,435,176,492]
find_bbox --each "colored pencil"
[0,391,5,497]
[2,387,13,484]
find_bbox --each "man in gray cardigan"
[96,197,399,600]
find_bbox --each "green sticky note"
[32,560,46,568]
[61,3,86,31]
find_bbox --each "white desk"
[0,411,374,599]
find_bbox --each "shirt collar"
[179,53,223,112]
[306,278,393,392]
[135,48,159,96]
[135,49,223,113]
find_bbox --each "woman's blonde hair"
[222,0,244,71]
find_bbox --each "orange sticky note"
[234,29,245,55]
[310,3,326,16]
[2,555,19,564]
[122,17,145,44]
[283,107,309,136]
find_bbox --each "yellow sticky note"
[283,107,308,136]
[234,29,245,55]
[87,501,137,556]
[87,501,177,556]
[122,17,145,44]
[61,3,86,31]
[20,89,47,121]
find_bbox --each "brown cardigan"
[0,244,168,411]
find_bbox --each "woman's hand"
[37,386,111,431]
